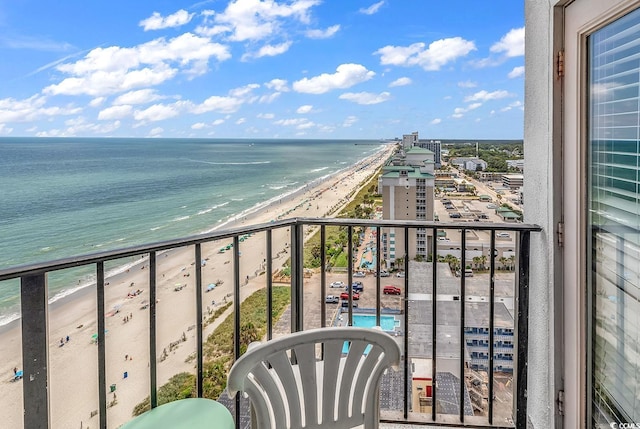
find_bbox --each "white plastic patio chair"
[227,326,401,429]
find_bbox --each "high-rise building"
[379,146,435,266]
[401,131,443,168]
[416,140,443,169]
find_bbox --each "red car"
[383,285,401,295]
[340,292,360,300]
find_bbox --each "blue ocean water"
[0,137,384,325]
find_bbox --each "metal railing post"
[149,252,158,408]
[460,229,467,422]
[515,231,531,429]
[195,244,203,397]
[21,273,50,429]
[266,230,273,340]
[290,222,304,332]
[96,262,107,429]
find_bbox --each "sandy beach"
[0,144,395,429]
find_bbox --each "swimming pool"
[352,314,397,331]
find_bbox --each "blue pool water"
[352,314,396,331]
[341,315,397,354]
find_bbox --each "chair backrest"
[227,327,401,429]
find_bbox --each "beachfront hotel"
[4,0,640,428]
[378,142,435,266]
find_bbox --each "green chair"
[120,398,234,429]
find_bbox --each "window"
[588,7,640,424]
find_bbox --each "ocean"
[0,137,385,325]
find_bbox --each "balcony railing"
[0,218,540,429]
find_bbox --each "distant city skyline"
[0,0,524,139]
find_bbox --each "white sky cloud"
[508,66,525,78]
[199,0,321,42]
[244,41,292,60]
[375,37,476,71]
[134,101,188,122]
[149,127,164,136]
[257,113,275,119]
[98,104,133,120]
[339,91,391,105]
[140,10,195,31]
[235,117,246,124]
[293,63,375,94]
[458,80,477,88]
[0,124,13,134]
[296,104,313,114]
[191,122,207,129]
[265,78,289,92]
[452,102,482,118]
[212,119,225,125]
[389,77,411,87]
[193,95,244,114]
[490,27,524,57]
[501,100,523,112]
[343,115,358,127]
[259,92,282,103]
[89,97,106,107]
[430,118,441,125]
[464,90,512,102]
[0,94,81,122]
[113,89,165,105]
[44,33,230,96]
[360,1,385,15]
[306,25,340,39]
[274,117,315,129]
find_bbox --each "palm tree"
[508,255,516,271]
[479,254,487,270]
[472,256,482,269]
[498,256,508,270]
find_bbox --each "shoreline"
[0,145,389,331]
[0,144,395,429]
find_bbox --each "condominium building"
[401,131,442,168]
[402,132,419,150]
[450,157,488,172]
[415,140,443,169]
[379,146,435,266]
[502,174,524,190]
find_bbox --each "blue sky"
[0,0,524,139]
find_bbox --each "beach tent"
[206,284,215,292]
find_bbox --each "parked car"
[496,232,510,238]
[464,268,474,277]
[325,295,339,304]
[347,282,364,293]
[378,270,390,277]
[437,237,450,241]
[487,204,497,209]
[396,271,405,278]
[330,281,345,288]
[341,301,358,308]
[340,292,360,300]
[353,271,366,278]
[383,285,401,295]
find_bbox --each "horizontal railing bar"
[0,218,541,281]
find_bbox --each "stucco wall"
[523,0,562,427]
